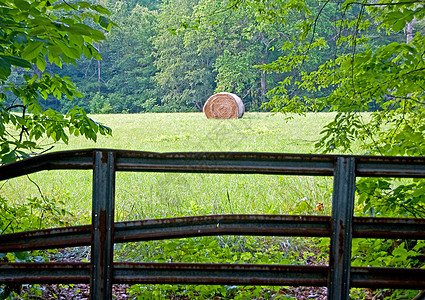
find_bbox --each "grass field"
[1,112,352,225]
[4,112,410,299]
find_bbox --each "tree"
[227,0,425,296]
[188,0,278,109]
[153,0,216,112]
[0,0,114,163]
[154,0,289,111]
[228,0,425,215]
[102,3,158,113]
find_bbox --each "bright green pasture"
[2,112,349,225]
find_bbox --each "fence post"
[91,151,116,300]
[328,157,356,299]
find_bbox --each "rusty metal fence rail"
[1,149,425,299]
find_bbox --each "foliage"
[351,238,425,299]
[13,0,350,113]
[357,178,425,218]
[23,0,412,114]
[120,236,301,299]
[0,0,113,163]
[99,2,159,113]
[42,0,295,113]
[153,0,208,111]
[89,92,112,114]
[236,0,424,157]
[228,0,425,297]
[0,192,75,299]
[0,194,74,235]
[214,49,259,96]
[0,0,113,297]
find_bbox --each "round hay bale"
[203,92,245,119]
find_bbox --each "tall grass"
[1,112,352,225]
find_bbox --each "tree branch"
[6,105,25,111]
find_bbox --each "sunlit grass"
[1,112,352,225]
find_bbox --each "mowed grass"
[1,112,354,225]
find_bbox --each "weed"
[118,235,309,299]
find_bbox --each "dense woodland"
[53,0,291,113]
[4,0,406,114]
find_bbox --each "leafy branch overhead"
[0,0,114,163]
[233,0,425,155]
[226,0,425,217]
[224,2,425,296]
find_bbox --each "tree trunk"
[261,70,267,98]
[98,58,101,93]
[260,56,267,103]
[93,42,101,93]
[406,19,415,43]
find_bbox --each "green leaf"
[31,37,53,45]
[78,1,91,9]
[12,34,27,44]
[1,55,32,68]
[82,45,92,59]
[90,29,106,41]
[36,57,46,72]
[0,64,11,80]
[21,41,44,61]
[92,4,110,15]
[0,56,11,69]
[99,16,109,29]
[67,23,95,36]
[55,41,81,59]
[14,0,30,10]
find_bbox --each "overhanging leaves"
[0,55,32,68]
[0,0,114,163]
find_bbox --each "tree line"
[27,0,388,114]
[45,0,287,114]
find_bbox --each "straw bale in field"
[203,92,245,119]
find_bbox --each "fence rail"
[1,149,425,299]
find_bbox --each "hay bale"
[203,92,245,119]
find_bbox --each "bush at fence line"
[0,195,75,299]
[121,236,301,299]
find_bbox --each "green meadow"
[4,112,408,299]
[2,112,352,225]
